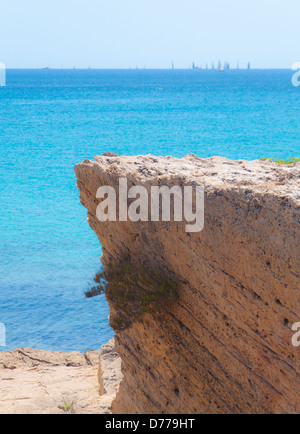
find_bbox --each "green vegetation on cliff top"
[260,156,300,165]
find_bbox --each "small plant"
[64,403,73,413]
[260,156,300,165]
[58,402,75,414]
[85,286,104,298]
[272,156,300,165]
[106,257,178,318]
[85,270,106,298]
[86,256,179,331]
[109,314,131,332]
[94,271,105,284]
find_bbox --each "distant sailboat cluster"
[190,61,251,70]
[39,61,252,71]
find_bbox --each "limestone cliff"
[75,154,300,414]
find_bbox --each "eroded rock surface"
[0,339,121,414]
[75,154,300,414]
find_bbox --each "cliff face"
[75,154,300,414]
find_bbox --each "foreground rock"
[0,339,122,414]
[75,154,300,414]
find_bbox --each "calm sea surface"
[0,69,299,352]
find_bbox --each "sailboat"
[217,60,224,71]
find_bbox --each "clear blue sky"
[0,0,299,69]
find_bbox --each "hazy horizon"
[3,66,295,71]
[0,0,299,70]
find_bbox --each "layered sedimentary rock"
[75,154,300,414]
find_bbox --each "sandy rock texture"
[0,338,121,414]
[75,154,300,414]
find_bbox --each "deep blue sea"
[0,69,299,352]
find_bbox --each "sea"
[0,69,299,353]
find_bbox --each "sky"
[0,0,299,69]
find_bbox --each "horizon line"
[4,67,294,71]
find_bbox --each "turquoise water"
[0,69,299,352]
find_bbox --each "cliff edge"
[75,154,300,414]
